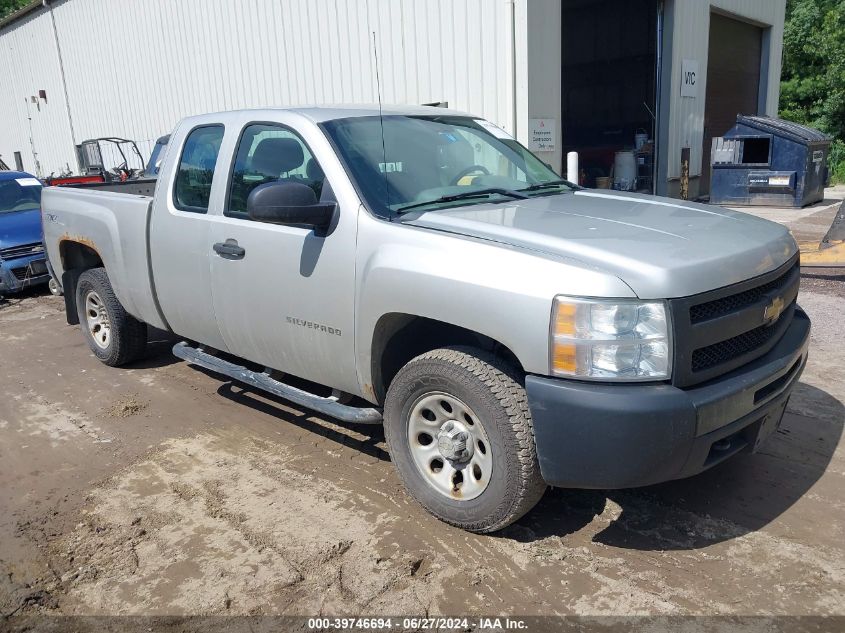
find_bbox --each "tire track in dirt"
[49,424,844,616]
[3,290,843,616]
[51,433,450,615]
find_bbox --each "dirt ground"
[0,271,843,619]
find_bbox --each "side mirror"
[247,181,336,234]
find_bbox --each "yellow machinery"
[800,241,845,267]
[799,206,845,267]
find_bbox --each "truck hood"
[404,189,797,299]
[0,209,42,252]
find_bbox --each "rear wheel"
[75,268,147,366]
[384,347,546,533]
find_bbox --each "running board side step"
[172,342,383,424]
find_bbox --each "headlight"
[551,296,671,380]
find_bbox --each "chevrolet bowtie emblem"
[763,295,785,326]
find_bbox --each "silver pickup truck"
[42,105,809,532]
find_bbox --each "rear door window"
[173,125,224,213]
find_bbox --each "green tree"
[780,0,845,181]
[0,0,30,20]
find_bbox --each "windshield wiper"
[395,188,528,215]
[518,179,574,193]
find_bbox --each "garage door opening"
[701,12,763,196]
[562,0,658,193]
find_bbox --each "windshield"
[321,115,570,217]
[0,178,42,214]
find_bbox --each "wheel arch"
[58,239,105,325]
[370,313,525,405]
[60,239,104,271]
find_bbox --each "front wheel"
[384,347,546,533]
[75,268,147,366]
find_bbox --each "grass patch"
[828,140,845,185]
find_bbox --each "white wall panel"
[1,0,516,177]
[1,0,786,191]
[0,8,75,177]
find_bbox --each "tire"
[48,276,62,296]
[75,267,147,366]
[384,346,546,533]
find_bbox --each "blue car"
[0,171,51,295]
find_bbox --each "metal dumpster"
[709,115,831,207]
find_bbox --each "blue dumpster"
[710,115,831,207]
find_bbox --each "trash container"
[709,115,831,207]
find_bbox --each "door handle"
[213,239,245,260]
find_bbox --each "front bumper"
[526,308,810,489]
[0,254,50,293]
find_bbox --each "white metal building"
[0,0,785,198]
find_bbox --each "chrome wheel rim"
[84,290,111,350]
[407,391,492,500]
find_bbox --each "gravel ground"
[801,268,845,297]
[0,274,843,620]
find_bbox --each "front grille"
[690,262,798,323]
[0,242,44,260]
[11,267,30,281]
[670,255,800,387]
[691,312,790,372]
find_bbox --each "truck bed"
[41,184,167,330]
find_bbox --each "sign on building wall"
[681,59,699,98]
[528,118,556,152]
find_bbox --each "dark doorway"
[14,151,24,172]
[701,12,763,195]
[562,0,658,193]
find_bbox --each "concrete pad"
[723,186,844,245]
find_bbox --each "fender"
[354,213,635,398]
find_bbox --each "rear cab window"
[173,125,225,213]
